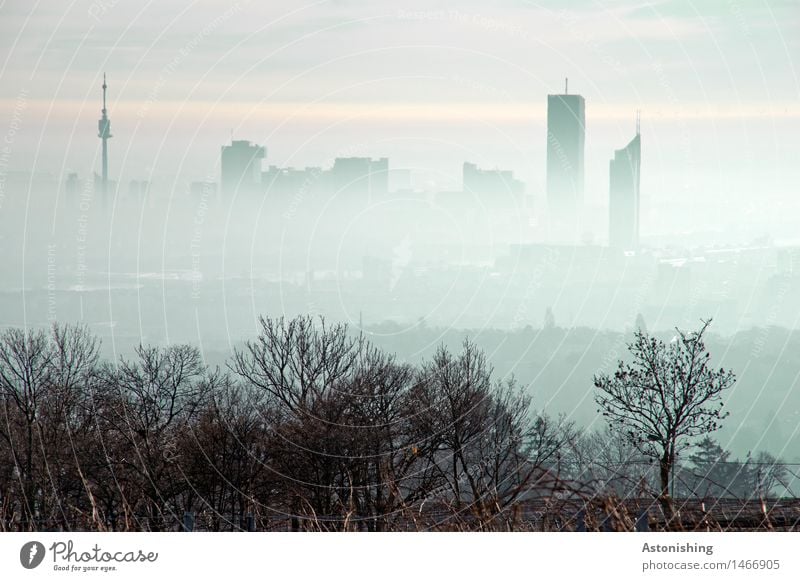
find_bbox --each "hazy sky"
[1,0,798,239]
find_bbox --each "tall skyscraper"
[546,79,585,241]
[609,115,641,250]
[220,139,266,196]
[97,73,112,197]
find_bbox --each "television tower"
[98,73,112,196]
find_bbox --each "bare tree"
[230,315,363,412]
[39,323,101,530]
[415,340,572,530]
[180,378,274,531]
[99,344,210,530]
[594,320,735,529]
[0,328,53,529]
[746,452,789,500]
[230,315,368,529]
[0,324,101,530]
[564,427,652,498]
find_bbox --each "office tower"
[220,139,266,196]
[97,74,112,197]
[546,78,585,240]
[609,115,641,250]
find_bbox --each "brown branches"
[594,320,735,529]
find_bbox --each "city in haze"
[1,1,799,534]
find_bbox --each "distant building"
[462,162,524,200]
[262,165,323,197]
[329,157,388,201]
[93,173,116,196]
[65,173,81,198]
[546,79,585,240]
[220,139,266,196]
[609,121,641,250]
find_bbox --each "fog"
[1,0,799,460]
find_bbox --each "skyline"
[1,1,798,243]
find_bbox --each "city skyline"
[1,2,798,243]
[88,72,635,246]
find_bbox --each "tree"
[98,344,211,530]
[0,328,52,528]
[230,315,363,413]
[0,324,101,530]
[565,427,652,498]
[745,452,788,499]
[39,323,101,530]
[684,436,740,498]
[230,315,365,529]
[415,340,572,530]
[593,320,735,529]
[179,378,274,531]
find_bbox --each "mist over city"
[1,1,799,533]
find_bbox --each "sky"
[1,0,798,239]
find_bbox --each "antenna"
[565,77,568,94]
[102,72,107,113]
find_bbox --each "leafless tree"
[565,427,652,499]
[98,344,211,530]
[0,324,101,530]
[594,320,735,529]
[0,327,53,529]
[230,315,363,413]
[414,340,573,530]
[179,378,274,530]
[39,323,101,529]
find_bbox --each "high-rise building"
[220,139,266,196]
[609,117,641,250]
[546,79,585,240]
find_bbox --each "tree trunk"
[25,420,35,531]
[659,454,676,530]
